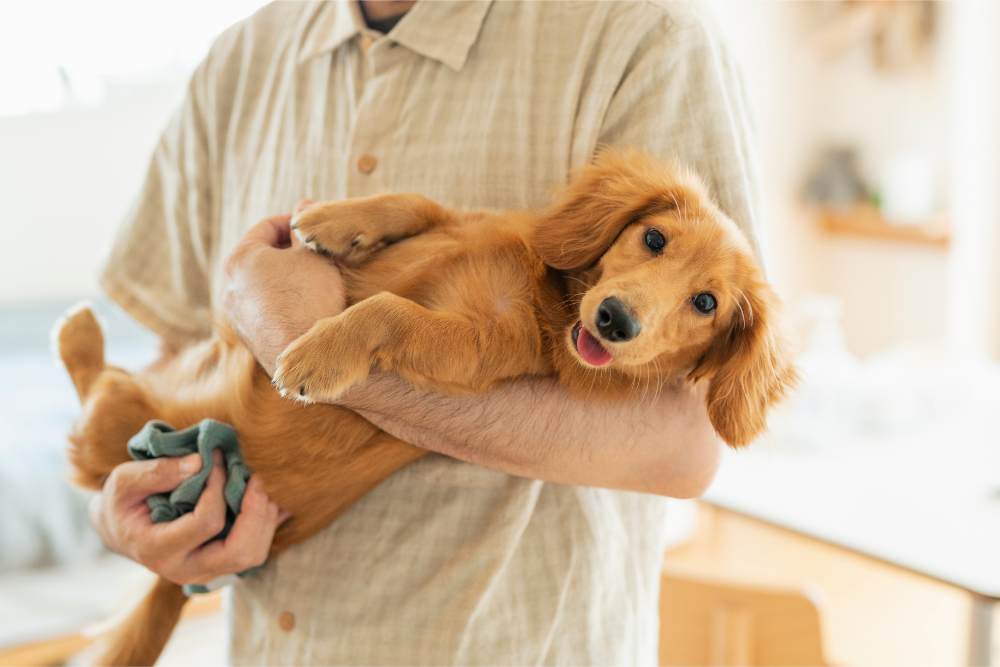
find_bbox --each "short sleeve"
[596,6,764,265]
[99,59,218,348]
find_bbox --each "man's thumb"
[116,453,204,499]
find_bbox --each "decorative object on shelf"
[805,148,869,208]
[813,1,936,72]
[879,151,936,226]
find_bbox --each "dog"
[55,149,797,665]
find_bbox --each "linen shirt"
[100,1,762,664]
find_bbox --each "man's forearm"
[338,373,723,498]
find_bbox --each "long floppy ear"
[689,282,799,448]
[531,150,702,270]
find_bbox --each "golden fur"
[55,150,796,665]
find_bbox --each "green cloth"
[127,418,254,594]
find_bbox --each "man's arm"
[341,373,721,498]
[223,215,723,499]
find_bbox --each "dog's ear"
[689,281,799,448]
[531,150,698,271]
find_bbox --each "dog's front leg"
[272,292,540,402]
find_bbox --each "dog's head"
[532,150,797,447]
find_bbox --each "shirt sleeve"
[595,6,765,265]
[99,57,219,348]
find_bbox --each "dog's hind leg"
[54,305,161,489]
[290,193,456,265]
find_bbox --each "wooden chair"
[659,566,827,666]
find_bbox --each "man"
[90,1,761,663]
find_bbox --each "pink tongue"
[577,326,612,367]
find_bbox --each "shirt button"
[357,154,377,174]
[359,35,374,53]
[278,611,295,631]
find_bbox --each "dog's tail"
[54,303,107,401]
[92,576,189,666]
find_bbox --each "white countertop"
[705,401,1000,597]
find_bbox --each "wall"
[0,81,183,306]
[710,1,966,358]
[0,0,268,308]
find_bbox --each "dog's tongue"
[577,325,612,367]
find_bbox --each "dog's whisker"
[654,358,665,406]
[638,362,650,408]
[584,365,600,402]
[640,359,662,420]
[734,296,746,330]
[741,290,754,327]
[555,295,581,310]
[733,289,754,328]
[650,361,659,407]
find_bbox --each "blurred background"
[0,1,998,666]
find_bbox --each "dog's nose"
[595,297,641,343]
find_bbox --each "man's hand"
[89,451,287,586]
[221,205,346,376]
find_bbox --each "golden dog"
[56,150,796,665]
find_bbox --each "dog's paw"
[290,202,384,265]
[53,304,104,365]
[271,326,372,403]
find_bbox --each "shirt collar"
[297,1,364,64]
[297,0,493,72]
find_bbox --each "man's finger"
[231,476,282,569]
[181,476,280,579]
[294,198,316,216]
[148,451,228,555]
[105,454,203,510]
[241,214,293,249]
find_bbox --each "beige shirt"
[101,1,761,664]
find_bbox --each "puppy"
[277,149,794,444]
[56,149,796,666]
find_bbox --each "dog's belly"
[340,232,467,304]
[341,227,542,317]
[141,333,426,552]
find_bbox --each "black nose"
[595,297,641,342]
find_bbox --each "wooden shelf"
[816,205,950,248]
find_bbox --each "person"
[89,1,762,663]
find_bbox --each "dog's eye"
[644,228,666,253]
[692,293,717,314]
